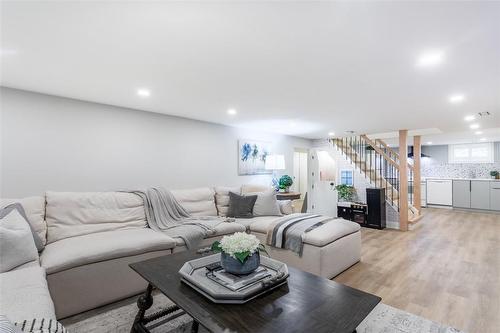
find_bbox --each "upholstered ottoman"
[249,218,361,279]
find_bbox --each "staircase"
[330,135,422,228]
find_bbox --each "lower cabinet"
[452,180,471,208]
[451,180,496,211]
[471,181,490,210]
[490,182,500,211]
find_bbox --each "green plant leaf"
[211,241,222,253]
[258,244,269,257]
[234,251,250,264]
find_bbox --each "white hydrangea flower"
[219,232,261,259]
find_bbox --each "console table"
[276,192,301,200]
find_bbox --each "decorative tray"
[179,253,289,304]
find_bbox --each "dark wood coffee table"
[129,251,380,333]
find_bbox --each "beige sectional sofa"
[1,185,361,322]
[40,191,177,318]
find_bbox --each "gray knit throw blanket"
[129,188,222,249]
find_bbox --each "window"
[448,143,494,163]
[340,170,354,186]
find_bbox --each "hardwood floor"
[334,207,500,333]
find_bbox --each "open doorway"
[293,148,309,212]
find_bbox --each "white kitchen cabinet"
[421,181,427,207]
[470,181,491,210]
[490,182,500,211]
[426,179,453,206]
[453,180,471,208]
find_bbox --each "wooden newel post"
[413,136,422,215]
[399,130,408,231]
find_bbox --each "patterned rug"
[62,291,464,333]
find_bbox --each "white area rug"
[62,291,464,333]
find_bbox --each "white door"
[308,149,337,216]
[293,149,308,212]
[293,150,308,194]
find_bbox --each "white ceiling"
[1,1,500,142]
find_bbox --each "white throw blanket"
[128,188,223,249]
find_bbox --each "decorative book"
[207,266,271,291]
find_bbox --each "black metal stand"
[131,283,200,333]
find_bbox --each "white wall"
[0,88,311,197]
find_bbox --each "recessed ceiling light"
[474,131,483,135]
[328,132,335,137]
[427,141,433,145]
[137,89,151,97]
[480,138,487,142]
[227,108,237,115]
[469,123,480,129]
[416,50,444,67]
[449,94,465,104]
[464,115,475,122]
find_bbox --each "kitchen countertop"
[425,177,500,182]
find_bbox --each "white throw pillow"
[279,200,294,215]
[246,191,282,216]
[214,186,241,216]
[0,210,39,273]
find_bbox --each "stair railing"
[332,136,401,211]
[374,138,415,210]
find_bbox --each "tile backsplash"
[421,160,500,179]
[420,143,500,179]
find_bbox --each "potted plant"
[335,184,356,202]
[490,171,499,179]
[278,175,293,192]
[211,232,268,275]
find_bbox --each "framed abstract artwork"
[238,140,272,175]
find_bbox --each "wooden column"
[413,136,422,214]
[399,130,408,231]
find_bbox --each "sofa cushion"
[214,186,241,216]
[0,266,56,322]
[246,191,282,217]
[170,222,246,246]
[302,218,361,247]
[249,216,360,247]
[0,203,44,251]
[45,191,147,244]
[41,229,176,274]
[0,209,39,273]
[242,216,281,233]
[241,184,274,194]
[278,200,294,215]
[0,196,47,245]
[171,187,217,217]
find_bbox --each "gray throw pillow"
[0,203,44,252]
[227,192,257,218]
[246,191,282,216]
[0,209,39,273]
